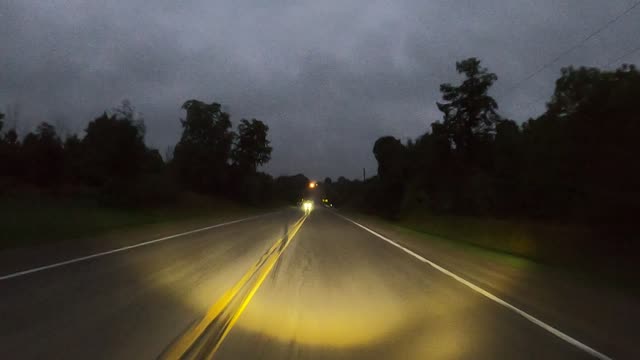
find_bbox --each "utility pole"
[363,168,366,182]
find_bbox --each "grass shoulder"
[345,209,638,295]
[0,191,272,250]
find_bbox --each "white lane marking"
[0,212,277,281]
[336,213,612,360]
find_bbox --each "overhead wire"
[603,44,640,68]
[499,1,640,117]
[501,0,640,96]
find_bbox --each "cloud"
[2,0,638,178]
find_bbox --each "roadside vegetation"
[0,100,306,249]
[0,192,267,249]
[323,59,640,271]
[3,58,638,266]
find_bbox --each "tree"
[143,149,165,173]
[526,65,640,224]
[492,119,523,213]
[431,58,502,213]
[82,112,147,186]
[173,100,234,192]
[230,118,272,202]
[436,58,500,161]
[112,99,146,135]
[373,136,407,217]
[63,134,84,183]
[21,122,65,186]
[373,136,406,184]
[232,119,272,173]
[0,129,23,177]
[0,112,22,178]
[236,171,275,205]
[274,174,309,204]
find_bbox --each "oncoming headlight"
[302,201,313,212]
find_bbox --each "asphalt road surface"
[0,208,612,359]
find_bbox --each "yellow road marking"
[162,214,308,360]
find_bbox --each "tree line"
[325,58,640,234]
[0,99,298,206]
[3,58,638,225]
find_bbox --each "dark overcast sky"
[2,0,639,179]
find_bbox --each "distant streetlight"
[308,181,317,189]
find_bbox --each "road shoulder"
[338,211,639,359]
[0,209,281,277]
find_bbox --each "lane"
[215,208,592,359]
[0,213,274,281]
[0,210,300,360]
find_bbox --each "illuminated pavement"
[213,210,591,359]
[0,208,611,359]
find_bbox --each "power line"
[512,44,640,116]
[604,44,640,68]
[502,0,640,95]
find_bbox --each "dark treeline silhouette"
[0,99,296,207]
[324,58,640,244]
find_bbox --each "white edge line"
[335,213,612,360]
[0,212,277,281]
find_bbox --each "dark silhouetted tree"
[173,100,234,192]
[431,58,502,212]
[275,174,309,204]
[523,65,640,224]
[373,136,407,217]
[373,136,406,185]
[21,122,65,186]
[232,119,272,173]
[82,112,147,186]
[0,112,23,179]
[436,58,500,163]
[143,149,165,173]
[492,119,523,213]
[62,134,84,183]
[230,119,273,203]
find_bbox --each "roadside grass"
[348,211,539,269]
[389,221,536,269]
[354,210,638,294]
[397,213,593,267]
[0,192,267,250]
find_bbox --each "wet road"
[0,208,603,359]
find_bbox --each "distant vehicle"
[302,200,314,213]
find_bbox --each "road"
[0,208,612,359]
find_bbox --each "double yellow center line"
[161,214,309,360]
